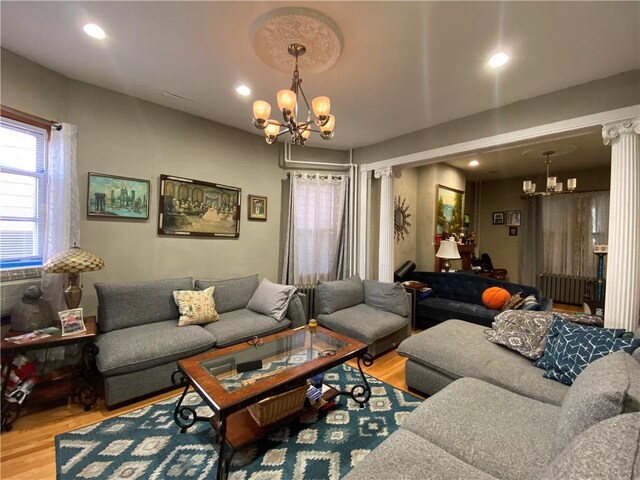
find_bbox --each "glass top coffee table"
[171,326,371,480]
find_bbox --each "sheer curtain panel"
[281,172,350,285]
[41,123,80,312]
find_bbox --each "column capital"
[602,118,640,146]
[373,166,394,179]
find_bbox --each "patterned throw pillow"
[502,292,525,311]
[536,316,639,385]
[485,310,554,359]
[173,286,220,327]
[521,294,541,311]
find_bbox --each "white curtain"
[41,123,80,312]
[281,172,350,285]
[541,191,609,277]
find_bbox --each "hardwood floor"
[0,348,417,480]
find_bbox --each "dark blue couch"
[407,272,552,328]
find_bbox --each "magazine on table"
[5,331,52,344]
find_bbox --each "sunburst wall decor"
[394,195,411,243]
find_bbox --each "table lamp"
[43,243,105,309]
[436,239,461,272]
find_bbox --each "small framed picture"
[509,227,518,236]
[492,212,504,225]
[58,308,86,336]
[248,195,267,221]
[505,210,521,226]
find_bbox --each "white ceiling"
[1,2,638,150]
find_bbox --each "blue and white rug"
[55,364,421,479]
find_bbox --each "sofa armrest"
[286,293,307,328]
[540,296,553,311]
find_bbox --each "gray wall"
[354,70,640,164]
[1,49,348,315]
[477,166,611,283]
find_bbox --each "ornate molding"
[251,8,343,74]
[602,118,640,145]
[373,167,394,179]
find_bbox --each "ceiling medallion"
[252,43,336,146]
[251,7,343,74]
[394,196,411,243]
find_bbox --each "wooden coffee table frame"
[171,326,372,480]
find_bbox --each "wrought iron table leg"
[171,369,212,433]
[77,343,100,411]
[1,354,18,432]
[215,416,229,480]
[337,352,374,407]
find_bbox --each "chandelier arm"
[297,83,313,120]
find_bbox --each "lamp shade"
[277,89,297,113]
[252,100,271,122]
[435,240,461,260]
[321,115,336,134]
[43,244,104,274]
[312,96,331,118]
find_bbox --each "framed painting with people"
[158,174,241,237]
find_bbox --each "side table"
[403,281,430,330]
[1,316,99,432]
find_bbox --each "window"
[0,116,48,270]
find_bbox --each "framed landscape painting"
[87,173,150,219]
[435,185,464,235]
[158,174,241,238]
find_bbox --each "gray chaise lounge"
[94,275,306,408]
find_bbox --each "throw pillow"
[520,294,541,311]
[542,412,640,480]
[315,275,364,315]
[501,292,525,311]
[484,310,554,359]
[173,286,220,327]
[481,286,511,310]
[246,279,297,322]
[533,315,624,371]
[555,351,640,449]
[363,280,410,317]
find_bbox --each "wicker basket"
[248,385,308,427]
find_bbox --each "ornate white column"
[357,167,370,279]
[374,167,395,282]
[602,118,640,331]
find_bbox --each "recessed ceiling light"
[488,52,509,68]
[468,160,479,167]
[236,85,251,96]
[83,23,106,40]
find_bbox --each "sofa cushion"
[317,303,408,345]
[363,280,409,317]
[397,320,568,405]
[501,292,525,311]
[173,286,220,326]
[403,377,560,480]
[556,351,640,449]
[521,294,541,311]
[485,310,554,360]
[96,319,215,376]
[194,274,259,314]
[542,412,640,480]
[315,275,364,315]
[342,428,497,480]
[417,297,497,327]
[95,277,194,333]
[246,279,296,322]
[202,309,290,347]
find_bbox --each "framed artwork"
[158,174,241,238]
[59,308,86,336]
[492,211,505,225]
[247,194,268,221]
[505,210,521,226]
[435,185,465,235]
[509,227,518,236]
[87,173,150,219]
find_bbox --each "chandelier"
[523,150,577,196]
[252,43,335,146]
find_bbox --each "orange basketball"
[482,287,511,309]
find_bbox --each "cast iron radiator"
[295,284,316,320]
[537,273,596,306]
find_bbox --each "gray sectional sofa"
[345,324,640,479]
[314,275,411,357]
[94,275,306,408]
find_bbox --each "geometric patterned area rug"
[56,364,422,479]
